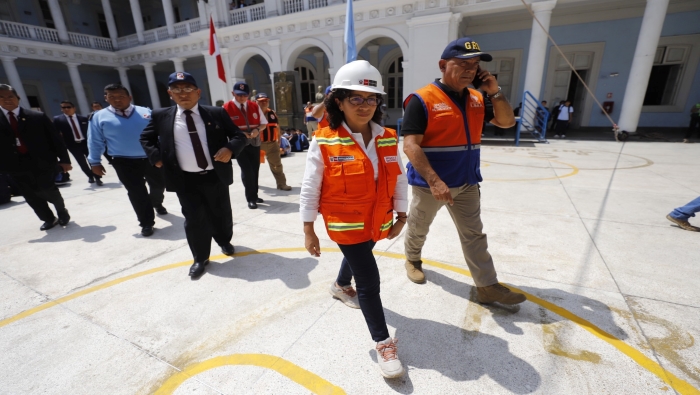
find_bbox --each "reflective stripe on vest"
[316,136,355,146]
[422,144,481,152]
[376,137,398,147]
[328,222,365,232]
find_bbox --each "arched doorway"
[243,55,272,99]
[357,37,406,128]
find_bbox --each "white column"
[265,0,280,17]
[329,29,345,82]
[66,63,90,116]
[618,0,670,132]
[47,0,70,44]
[522,0,557,99]
[268,39,283,72]
[142,63,161,109]
[197,0,208,28]
[313,52,325,88]
[116,67,132,95]
[129,0,146,44]
[0,56,29,106]
[162,0,177,38]
[367,45,379,68]
[202,50,229,105]
[100,0,119,49]
[406,13,455,95]
[171,57,186,72]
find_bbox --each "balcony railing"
[69,32,113,50]
[230,3,267,26]
[117,19,202,49]
[283,0,329,15]
[0,20,114,50]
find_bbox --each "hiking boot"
[404,260,426,284]
[376,337,404,378]
[477,283,526,305]
[329,282,360,309]
[666,214,700,232]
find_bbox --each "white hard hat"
[332,60,385,95]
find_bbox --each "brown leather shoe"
[477,283,526,305]
[666,214,700,232]
[404,260,426,284]
[277,185,292,191]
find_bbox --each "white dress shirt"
[1,106,20,122]
[173,104,214,172]
[299,121,408,222]
[107,104,134,117]
[64,114,85,141]
[235,100,268,129]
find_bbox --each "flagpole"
[344,0,357,63]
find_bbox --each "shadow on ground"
[28,221,117,243]
[207,252,318,289]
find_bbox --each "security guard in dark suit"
[53,100,103,185]
[140,72,248,278]
[0,84,73,230]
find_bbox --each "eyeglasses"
[61,106,73,109]
[234,93,249,97]
[346,96,382,106]
[170,87,197,94]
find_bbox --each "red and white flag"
[209,17,226,83]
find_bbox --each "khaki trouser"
[404,184,498,287]
[260,140,287,187]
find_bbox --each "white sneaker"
[376,337,404,378]
[329,282,360,309]
[553,135,560,138]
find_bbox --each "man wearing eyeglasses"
[88,83,167,237]
[402,38,526,305]
[223,81,268,209]
[140,72,248,278]
[53,101,103,186]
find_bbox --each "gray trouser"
[260,141,287,187]
[404,184,498,287]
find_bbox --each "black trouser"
[67,140,100,181]
[553,120,569,135]
[176,171,233,263]
[686,115,700,139]
[236,144,261,203]
[11,156,66,222]
[0,173,12,204]
[337,240,390,342]
[111,157,165,227]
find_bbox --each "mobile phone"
[472,67,483,89]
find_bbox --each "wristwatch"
[488,87,503,99]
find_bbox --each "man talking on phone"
[401,37,526,305]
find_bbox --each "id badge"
[16,138,21,147]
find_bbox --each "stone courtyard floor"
[1,138,699,394]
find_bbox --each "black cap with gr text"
[441,37,493,62]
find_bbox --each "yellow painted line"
[483,159,579,182]
[2,248,698,394]
[154,353,345,395]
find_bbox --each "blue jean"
[336,240,390,342]
[669,196,700,220]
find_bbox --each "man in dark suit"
[141,72,248,278]
[0,84,73,230]
[53,100,103,186]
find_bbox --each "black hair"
[60,100,74,106]
[324,89,383,130]
[92,101,102,105]
[104,83,130,96]
[0,84,20,99]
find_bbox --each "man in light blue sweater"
[88,83,166,236]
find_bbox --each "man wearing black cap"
[140,72,248,278]
[223,81,268,209]
[402,37,526,305]
[255,93,291,191]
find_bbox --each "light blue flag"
[344,0,357,63]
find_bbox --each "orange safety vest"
[403,82,485,187]
[316,125,402,245]
[261,108,278,142]
[223,100,261,130]
[318,111,330,129]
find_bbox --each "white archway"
[356,27,409,59]
[281,37,333,71]
[230,46,273,78]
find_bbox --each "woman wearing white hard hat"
[300,60,408,378]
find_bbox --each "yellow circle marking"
[482,159,579,182]
[1,248,698,394]
[154,353,345,395]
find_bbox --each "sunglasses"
[346,96,382,106]
[61,106,73,109]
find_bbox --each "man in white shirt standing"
[53,101,103,185]
[140,72,248,278]
[553,100,573,139]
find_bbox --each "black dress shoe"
[95,178,104,186]
[189,260,209,278]
[88,178,95,184]
[248,201,258,209]
[256,198,264,203]
[155,206,168,215]
[57,209,70,226]
[40,218,58,231]
[221,243,235,256]
[141,226,154,237]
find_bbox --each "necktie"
[8,112,27,154]
[240,103,251,131]
[183,110,208,170]
[69,116,81,141]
